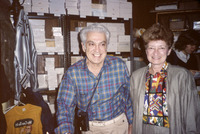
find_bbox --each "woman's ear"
[168,48,172,56]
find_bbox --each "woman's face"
[146,40,171,67]
[183,44,197,55]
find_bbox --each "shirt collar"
[148,61,168,75]
[175,49,190,63]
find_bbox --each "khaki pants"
[82,113,128,134]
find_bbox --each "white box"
[23,5,32,13]
[118,35,130,42]
[49,0,65,4]
[107,42,118,52]
[66,0,78,2]
[49,3,66,14]
[38,74,48,88]
[106,26,117,32]
[119,13,132,19]
[20,0,31,5]
[29,19,45,26]
[65,1,78,6]
[119,2,132,9]
[80,0,91,5]
[57,73,64,85]
[71,56,84,65]
[119,8,132,14]
[80,10,92,16]
[66,7,79,15]
[117,42,130,52]
[48,103,55,114]
[32,0,49,7]
[32,28,46,42]
[32,6,49,13]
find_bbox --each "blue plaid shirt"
[55,55,133,134]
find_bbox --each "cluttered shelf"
[150,8,200,14]
[150,8,200,34]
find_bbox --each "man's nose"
[94,44,100,51]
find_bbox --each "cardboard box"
[169,19,185,30]
[46,40,55,47]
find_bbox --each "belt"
[89,113,125,126]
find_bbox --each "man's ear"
[81,43,86,52]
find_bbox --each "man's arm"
[54,74,76,134]
[123,63,134,125]
[128,124,133,134]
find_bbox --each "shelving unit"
[26,6,135,91]
[27,13,66,92]
[152,9,200,32]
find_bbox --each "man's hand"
[128,124,133,134]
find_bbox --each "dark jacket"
[167,50,199,70]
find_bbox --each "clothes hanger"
[3,93,26,114]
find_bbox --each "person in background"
[55,23,133,134]
[130,23,200,134]
[167,29,200,75]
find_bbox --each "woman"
[130,23,200,134]
[167,29,200,74]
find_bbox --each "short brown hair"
[142,23,174,49]
[174,29,200,51]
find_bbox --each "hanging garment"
[0,104,7,134]
[5,104,43,134]
[0,64,13,103]
[14,9,38,100]
[22,88,55,134]
[0,0,16,97]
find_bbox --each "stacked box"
[71,56,84,65]
[117,35,130,52]
[70,31,80,54]
[49,0,66,15]
[52,27,64,53]
[32,0,49,13]
[37,74,48,88]
[29,19,46,52]
[65,0,79,15]
[106,1,119,18]
[103,23,118,52]
[45,58,58,90]
[22,0,32,13]
[79,0,92,16]
[91,4,107,17]
[119,2,132,19]
[55,68,64,85]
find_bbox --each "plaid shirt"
[55,55,133,134]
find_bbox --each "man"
[55,23,133,134]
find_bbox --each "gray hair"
[79,23,110,45]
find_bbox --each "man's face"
[184,44,197,55]
[82,31,107,67]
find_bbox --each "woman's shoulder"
[132,66,147,76]
[168,63,192,76]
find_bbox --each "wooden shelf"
[151,9,200,14]
[153,9,200,31]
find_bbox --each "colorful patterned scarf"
[143,62,169,128]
